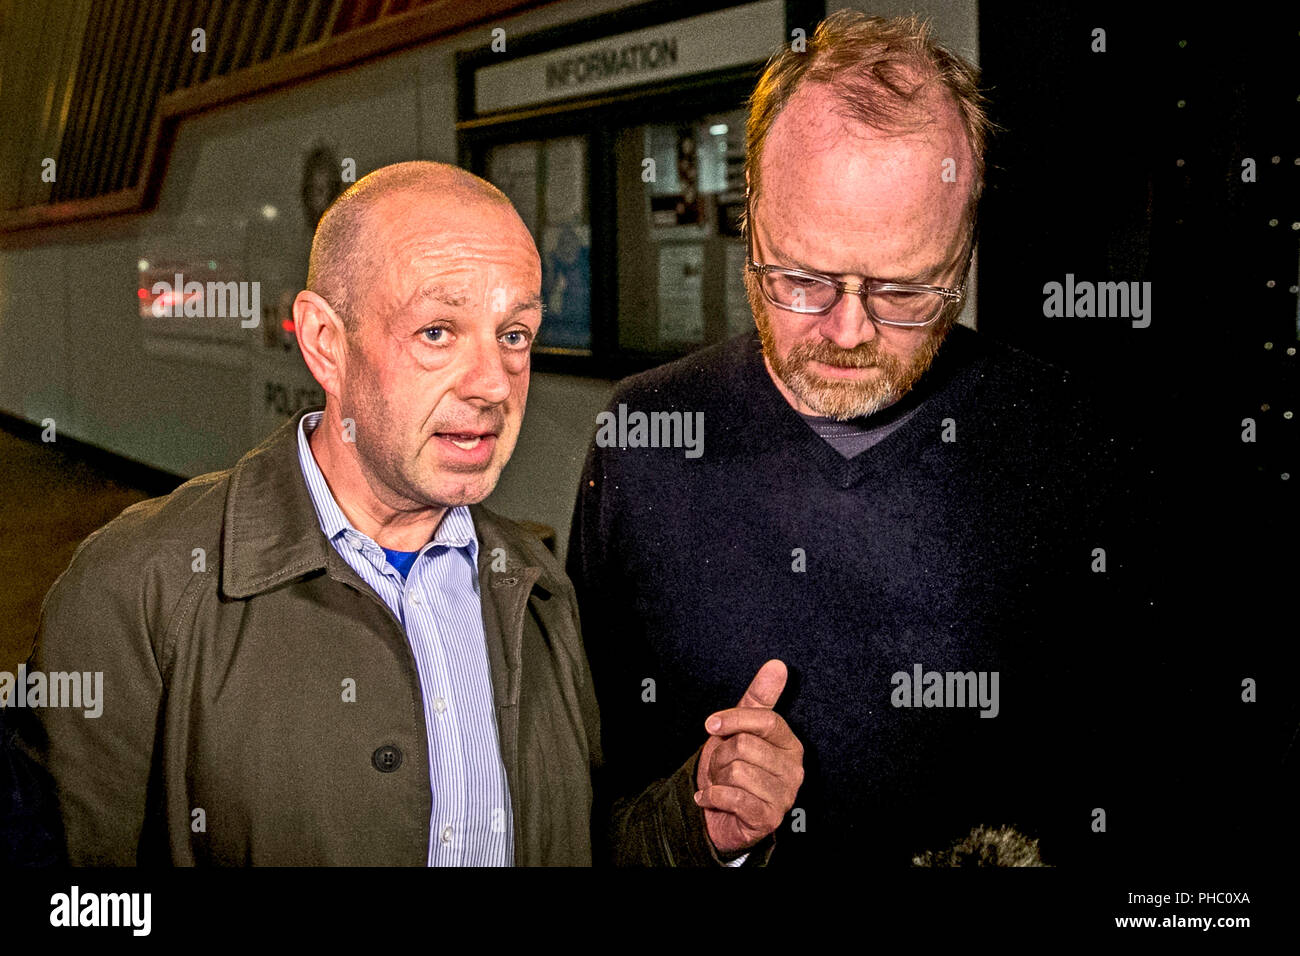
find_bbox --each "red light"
[281,319,295,333]
[137,288,148,299]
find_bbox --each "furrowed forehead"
[402,277,543,317]
[415,284,469,308]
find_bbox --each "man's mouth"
[437,431,496,449]
[808,359,876,378]
[433,429,501,466]
[443,434,486,449]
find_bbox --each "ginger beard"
[747,268,955,420]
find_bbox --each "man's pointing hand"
[694,659,804,855]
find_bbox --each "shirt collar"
[297,410,479,565]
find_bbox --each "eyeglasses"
[745,197,968,327]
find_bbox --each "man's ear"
[293,290,347,401]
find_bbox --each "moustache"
[791,341,885,369]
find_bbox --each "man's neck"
[307,411,447,552]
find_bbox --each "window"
[486,137,592,352]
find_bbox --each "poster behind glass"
[615,110,749,354]
[487,137,591,352]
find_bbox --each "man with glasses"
[570,12,1127,867]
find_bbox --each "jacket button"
[372,745,403,772]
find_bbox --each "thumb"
[736,659,787,709]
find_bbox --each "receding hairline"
[316,162,516,254]
[331,160,511,212]
[744,11,992,252]
[306,161,521,333]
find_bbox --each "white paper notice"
[544,137,587,224]
[657,243,705,344]
[724,242,753,336]
[486,142,539,235]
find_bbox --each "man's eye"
[779,273,825,290]
[501,330,531,349]
[423,326,448,343]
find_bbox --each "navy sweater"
[570,327,1143,867]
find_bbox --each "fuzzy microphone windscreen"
[911,824,1048,867]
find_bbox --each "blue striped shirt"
[296,411,514,866]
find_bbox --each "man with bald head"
[16,161,600,865]
[571,12,1126,867]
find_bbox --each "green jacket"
[16,408,600,865]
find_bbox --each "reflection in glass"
[487,137,592,351]
[616,109,750,354]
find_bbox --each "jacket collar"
[221,406,565,599]
[221,408,335,599]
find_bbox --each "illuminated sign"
[474,1,785,114]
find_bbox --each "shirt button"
[441,825,454,844]
[350,537,365,551]
[433,697,447,714]
[410,592,422,605]
[371,745,403,773]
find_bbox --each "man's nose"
[817,288,878,351]
[458,330,513,405]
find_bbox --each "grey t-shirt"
[798,400,924,459]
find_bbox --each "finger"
[711,758,791,808]
[705,707,801,749]
[706,731,786,780]
[694,784,777,831]
[736,658,788,710]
